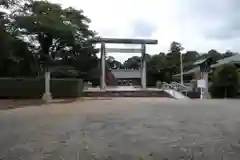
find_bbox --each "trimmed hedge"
[0,78,84,99]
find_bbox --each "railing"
[161,82,175,90]
[170,82,192,92]
[161,82,190,99]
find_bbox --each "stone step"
[82,90,173,98]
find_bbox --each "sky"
[26,0,240,61]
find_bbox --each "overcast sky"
[50,0,240,61]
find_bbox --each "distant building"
[211,54,240,68]
[111,69,141,86]
[174,54,240,81]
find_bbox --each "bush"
[209,84,237,98]
[210,64,239,98]
[0,78,84,99]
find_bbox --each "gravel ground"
[0,98,240,160]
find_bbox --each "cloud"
[131,19,158,37]
[49,0,240,62]
[181,0,240,41]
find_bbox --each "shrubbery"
[0,78,84,99]
[209,64,239,98]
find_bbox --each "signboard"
[197,79,206,88]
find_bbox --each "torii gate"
[93,37,158,90]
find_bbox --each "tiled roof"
[193,58,208,66]
[174,54,240,76]
[173,66,200,77]
[211,54,240,68]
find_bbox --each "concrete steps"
[83,88,173,98]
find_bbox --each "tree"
[165,42,184,75]
[122,54,151,69]
[0,0,10,59]
[208,49,222,62]
[0,0,11,7]
[223,50,236,58]
[123,56,141,69]
[210,64,239,98]
[11,0,98,77]
[0,0,38,77]
[147,53,166,70]
[0,0,99,79]
[106,56,123,69]
[183,51,199,63]
[0,0,19,8]
[147,54,169,85]
[169,41,184,53]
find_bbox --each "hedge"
[210,64,239,98]
[0,78,84,99]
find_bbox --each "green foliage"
[208,49,222,62]
[50,66,80,78]
[210,64,239,98]
[12,1,96,58]
[0,0,20,8]
[106,56,124,69]
[123,56,142,69]
[0,78,83,98]
[213,64,239,86]
[147,53,169,85]
[1,0,98,80]
[223,50,236,58]
[0,24,37,76]
[183,51,199,63]
[169,41,184,53]
[148,53,167,70]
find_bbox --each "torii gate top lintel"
[93,37,158,45]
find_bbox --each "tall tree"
[208,49,222,62]
[0,0,19,7]
[147,53,169,84]
[147,53,167,70]
[0,0,11,7]
[123,56,142,69]
[169,41,184,53]
[223,50,236,58]
[11,0,98,76]
[106,56,123,69]
[166,41,184,75]
[183,51,199,63]
[0,0,38,77]
[210,64,239,98]
[123,54,151,69]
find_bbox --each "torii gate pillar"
[95,37,158,90]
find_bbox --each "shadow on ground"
[0,99,78,110]
[0,97,115,110]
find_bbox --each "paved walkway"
[1,98,240,159]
